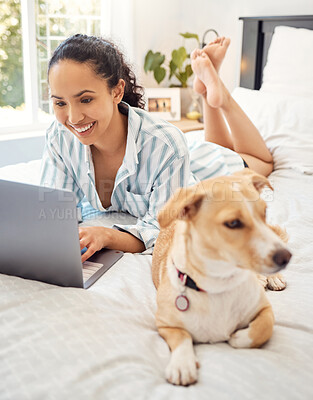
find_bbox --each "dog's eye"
[224,219,244,229]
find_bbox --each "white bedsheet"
[1,160,313,399]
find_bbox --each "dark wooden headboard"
[239,15,313,90]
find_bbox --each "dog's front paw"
[267,273,286,291]
[165,351,198,386]
[228,328,252,348]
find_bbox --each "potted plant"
[143,32,200,88]
[144,32,204,119]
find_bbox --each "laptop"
[0,179,123,289]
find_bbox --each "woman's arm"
[79,226,145,262]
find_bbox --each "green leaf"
[144,51,165,72]
[151,52,165,70]
[175,64,193,87]
[171,47,187,69]
[144,50,154,72]
[178,71,187,86]
[169,59,177,79]
[154,66,166,84]
[185,64,193,78]
[180,32,200,43]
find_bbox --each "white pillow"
[232,87,313,174]
[261,26,313,97]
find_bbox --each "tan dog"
[152,169,291,386]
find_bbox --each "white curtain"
[104,0,135,65]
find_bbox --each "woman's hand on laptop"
[79,226,114,263]
[79,226,145,261]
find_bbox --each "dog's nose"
[272,249,292,269]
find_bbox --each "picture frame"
[144,88,181,121]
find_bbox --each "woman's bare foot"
[192,37,231,96]
[203,37,231,72]
[191,50,228,108]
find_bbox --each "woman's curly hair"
[48,34,145,109]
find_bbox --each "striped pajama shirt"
[40,102,244,249]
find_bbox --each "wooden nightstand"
[170,117,204,133]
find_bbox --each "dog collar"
[172,259,206,312]
[176,268,206,292]
[173,263,206,312]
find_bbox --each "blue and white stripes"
[40,103,244,249]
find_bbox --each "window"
[0,0,25,130]
[0,0,110,134]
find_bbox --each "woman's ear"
[112,79,125,104]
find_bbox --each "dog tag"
[175,295,189,312]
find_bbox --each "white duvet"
[1,148,313,398]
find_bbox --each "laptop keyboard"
[82,261,104,283]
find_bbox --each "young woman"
[40,34,273,260]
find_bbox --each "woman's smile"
[68,121,97,137]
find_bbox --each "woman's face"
[48,60,124,146]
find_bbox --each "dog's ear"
[234,168,273,192]
[158,185,205,229]
[251,172,273,192]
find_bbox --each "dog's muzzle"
[272,248,292,269]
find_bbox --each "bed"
[1,15,313,400]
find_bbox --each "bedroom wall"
[132,0,313,91]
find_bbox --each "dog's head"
[158,169,291,275]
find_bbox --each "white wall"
[130,0,313,92]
